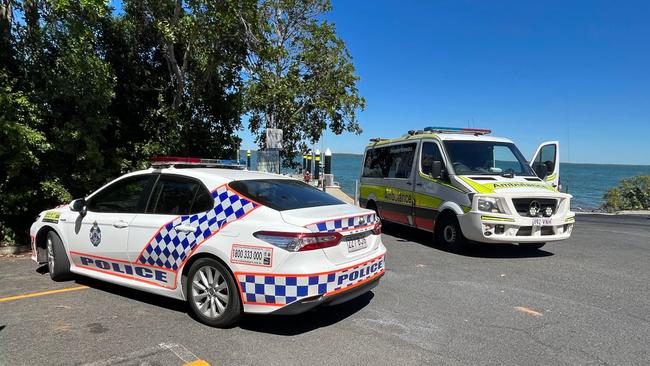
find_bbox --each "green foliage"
[241,0,365,166]
[0,0,364,243]
[602,175,650,212]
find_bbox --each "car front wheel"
[46,231,72,281]
[186,258,242,328]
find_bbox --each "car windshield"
[228,179,344,211]
[443,141,535,176]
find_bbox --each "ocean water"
[241,151,650,210]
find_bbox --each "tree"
[239,0,365,166]
[109,0,251,163]
[0,72,47,243]
[603,175,650,212]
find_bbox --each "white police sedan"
[30,157,386,327]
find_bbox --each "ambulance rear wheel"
[435,214,468,252]
[46,231,72,281]
[186,258,242,328]
[366,201,382,222]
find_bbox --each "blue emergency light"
[423,126,491,135]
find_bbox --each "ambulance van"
[359,127,575,252]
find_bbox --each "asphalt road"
[1,214,649,366]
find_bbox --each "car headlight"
[477,197,505,213]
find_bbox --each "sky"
[238,0,650,164]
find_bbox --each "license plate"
[231,245,273,267]
[532,218,552,226]
[347,238,368,253]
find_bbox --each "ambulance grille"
[512,198,558,217]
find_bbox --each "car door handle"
[406,181,412,185]
[112,220,129,228]
[174,225,196,233]
[416,183,423,187]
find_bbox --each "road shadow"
[0,325,5,332]
[382,222,554,259]
[72,276,187,313]
[36,264,49,275]
[238,291,374,335]
[51,273,375,334]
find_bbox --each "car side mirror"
[431,161,442,179]
[71,198,87,216]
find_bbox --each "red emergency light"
[150,156,245,169]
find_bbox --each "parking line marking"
[514,306,543,317]
[0,285,88,303]
[183,360,210,366]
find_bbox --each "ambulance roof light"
[150,156,246,170]
[423,126,491,135]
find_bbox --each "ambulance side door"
[414,140,449,231]
[530,141,560,189]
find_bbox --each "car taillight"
[372,221,382,235]
[253,231,342,252]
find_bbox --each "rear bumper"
[271,272,383,315]
[237,251,386,314]
[458,212,575,243]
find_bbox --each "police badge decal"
[89,221,102,246]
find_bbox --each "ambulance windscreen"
[443,141,535,177]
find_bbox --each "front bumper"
[458,211,575,243]
[236,252,386,314]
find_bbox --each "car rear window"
[228,179,344,211]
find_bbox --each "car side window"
[148,176,213,215]
[420,142,445,175]
[87,175,153,213]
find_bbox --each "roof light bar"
[150,156,245,169]
[423,126,492,135]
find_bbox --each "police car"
[360,127,575,252]
[30,157,386,327]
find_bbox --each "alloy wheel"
[191,266,229,319]
[47,237,55,273]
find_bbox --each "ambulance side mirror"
[71,198,87,216]
[431,161,442,179]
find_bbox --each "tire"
[46,231,72,281]
[435,213,469,252]
[519,242,546,250]
[186,258,242,328]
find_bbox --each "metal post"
[306,151,312,176]
[314,149,321,182]
[302,152,307,173]
[324,148,332,175]
[246,149,251,170]
[354,179,359,206]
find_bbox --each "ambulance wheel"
[186,258,242,328]
[435,213,468,252]
[46,231,72,281]
[519,242,546,250]
[366,201,382,222]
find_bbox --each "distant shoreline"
[240,150,649,166]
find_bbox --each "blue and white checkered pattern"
[138,186,258,270]
[305,213,377,233]
[238,255,385,305]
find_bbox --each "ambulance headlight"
[477,197,505,213]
